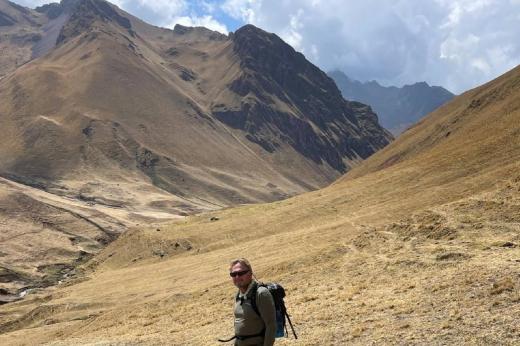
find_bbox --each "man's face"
[230,262,253,290]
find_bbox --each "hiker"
[225,258,276,346]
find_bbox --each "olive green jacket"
[234,281,276,346]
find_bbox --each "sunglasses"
[230,270,250,277]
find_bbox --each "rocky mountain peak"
[231,24,344,105]
[172,23,227,41]
[56,0,133,44]
[233,24,277,42]
[232,24,306,70]
[215,24,392,172]
[35,0,79,19]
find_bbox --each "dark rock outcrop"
[217,25,393,172]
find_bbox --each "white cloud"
[440,0,493,29]
[219,0,520,93]
[135,0,186,14]
[440,3,462,28]
[440,34,480,61]
[470,58,491,74]
[200,0,217,13]
[309,44,319,62]
[280,8,304,50]
[221,0,259,23]
[110,0,125,7]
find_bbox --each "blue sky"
[14,0,520,94]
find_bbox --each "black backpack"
[250,282,298,339]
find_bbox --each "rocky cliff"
[215,25,392,172]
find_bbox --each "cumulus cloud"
[220,0,520,93]
[221,0,258,23]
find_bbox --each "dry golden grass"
[1,171,519,345]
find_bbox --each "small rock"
[152,250,166,258]
[210,217,219,221]
[501,242,516,248]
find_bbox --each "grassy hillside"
[0,66,519,345]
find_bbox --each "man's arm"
[257,287,276,346]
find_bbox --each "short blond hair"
[229,258,253,272]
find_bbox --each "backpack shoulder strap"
[248,281,261,317]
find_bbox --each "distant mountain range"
[329,70,455,135]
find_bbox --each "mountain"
[329,70,455,135]
[0,0,391,296]
[1,59,517,343]
[0,0,391,211]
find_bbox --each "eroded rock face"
[215,24,393,172]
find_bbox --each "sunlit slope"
[0,66,519,344]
